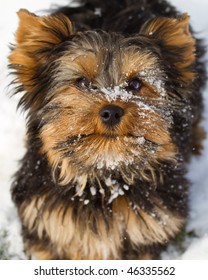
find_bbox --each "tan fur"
[16,9,73,45]
[191,124,206,155]
[21,195,183,260]
[9,9,73,96]
[122,51,158,78]
[40,46,176,186]
[140,14,196,82]
[40,90,176,187]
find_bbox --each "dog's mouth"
[45,127,176,186]
[54,132,147,150]
[54,132,158,171]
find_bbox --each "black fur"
[11,0,206,259]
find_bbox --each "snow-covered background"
[0,0,207,259]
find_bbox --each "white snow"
[0,0,208,259]
[90,186,97,196]
[139,68,167,97]
[101,86,134,102]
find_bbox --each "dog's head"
[9,10,196,188]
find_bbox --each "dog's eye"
[127,78,143,92]
[76,77,91,88]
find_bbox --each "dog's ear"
[9,9,73,102]
[140,14,196,82]
[15,9,73,46]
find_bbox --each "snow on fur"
[0,0,208,259]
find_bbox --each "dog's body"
[9,0,206,259]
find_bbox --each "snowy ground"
[0,0,207,260]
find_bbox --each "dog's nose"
[99,105,124,126]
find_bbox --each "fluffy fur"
[9,0,206,259]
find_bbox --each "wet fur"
[9,0,206,259]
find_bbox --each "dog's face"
[9,10,196,189]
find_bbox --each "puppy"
[9,0,206,259]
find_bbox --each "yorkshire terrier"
[9,0,206,259]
